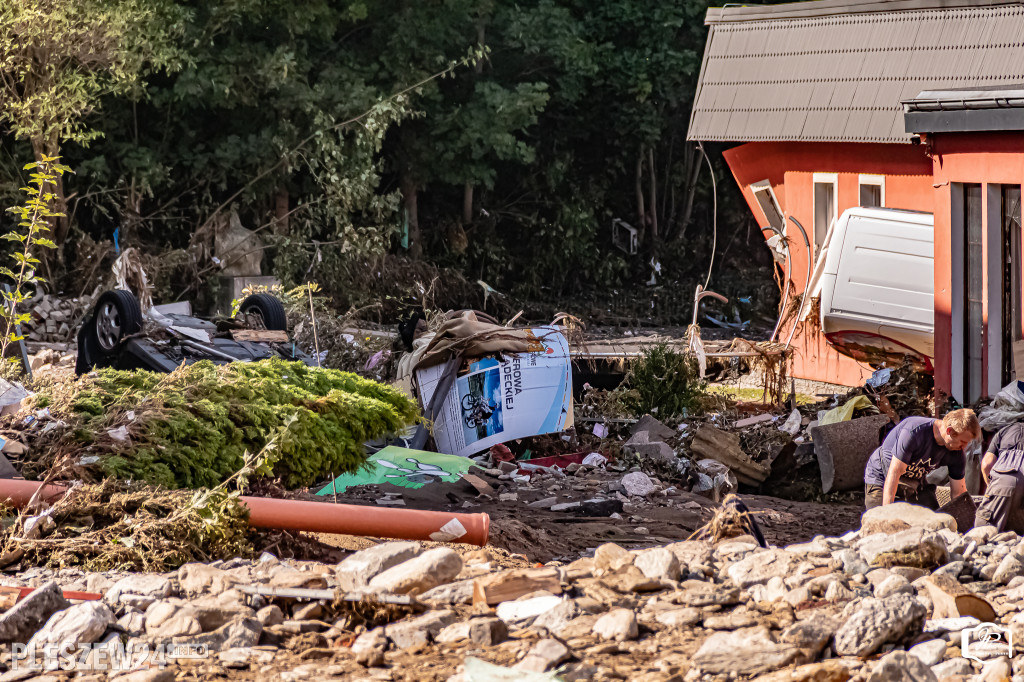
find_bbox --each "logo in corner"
[961,623,1013,662]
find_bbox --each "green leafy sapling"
[1,155,67,363]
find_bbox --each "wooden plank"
[690,426,770,485]
[921,574,995,622]
[472,567,562,606]
[231,329,290,343]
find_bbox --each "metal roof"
[689,1,1024,143]
[904,85,1024,132]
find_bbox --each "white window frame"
[812,173,839,256]
[858,174,885,208]
[750,179,785,234]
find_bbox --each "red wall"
[927,132,1024,399]
[722,142,934,386]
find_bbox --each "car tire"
[91,289,143,355]
[240,293,288,331]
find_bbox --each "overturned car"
[75,290,314,374]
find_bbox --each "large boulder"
[693,626,812,675]
[727,549,804,588]
[0,582,69,643]
[834,594,927,656]
[28,601,115,648]
[856,529,949,568]
[866,650,937,682]
[368,548,463,595]
[335,541,422,591]
[860,503,956,535]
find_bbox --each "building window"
[750,180,784,233]
[859,174,885,208]
[964,183,984,403]
[813,173,838,254]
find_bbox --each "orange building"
[688,0,1024,400]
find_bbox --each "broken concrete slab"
[810,414,891,493]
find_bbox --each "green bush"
[35,359,419,489]
[620,345,706,419]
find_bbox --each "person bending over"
[975,421,1024,531]
[863,409,979,510]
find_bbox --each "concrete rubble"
[0,504,1019,680]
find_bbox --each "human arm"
[949,477,968,499]
[882,457,909,505]
[981,452,997,486]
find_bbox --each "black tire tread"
[240,293,288,331]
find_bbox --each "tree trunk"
[401,172,422,259]
[459,20,487,229]
[647,148,658,244]
[462,182,474,225]
[675,145,703,243]
[275,189,290,234]
[635,149,646,245]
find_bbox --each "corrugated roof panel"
[688,3,1024,142]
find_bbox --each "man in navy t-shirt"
[863,409,980,510]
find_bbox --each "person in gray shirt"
[863,409,979,510]
[975,422,1024,531]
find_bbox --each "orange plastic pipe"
[239,495,489,545]
[0,479,489,546]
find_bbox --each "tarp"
[415,326,574,458]
[315,446,476,494]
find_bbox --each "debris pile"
[0,503,1018,680]
[17,359,420,489]
[23,294,91,344]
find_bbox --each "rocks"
[930,659,974,678]
[634,548,681,582]
[105,574,174,609]
[856,529,949,568]
[28,601,115,648]
[384,610,456,649]
[436,617,508,646]
[621,472,658,497]
[654,607,701,628]
[531,599,581,634]
[145,601,202,638]
[336,541,422,591]
[908,639,948,666]
[992,552,1024,584]
[693,626,811,676]
[966,526,999,544]
[0,582,69,643]
[860,503,957,534]
[594,543,635,576]
[368,548,463,595]
[779,615,838,654]
[749,661,855,682]
[420,579,475,605]
[875,574,913,598]
[834,594,927,657]
[593,609,638,641]
[518,638,571,672]
[352,627,387,667]
[178,563,239,596]
[727,549,803,588]
[866,650,937,682]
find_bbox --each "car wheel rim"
[245,307,266,329]
[96,302,122,350]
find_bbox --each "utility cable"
[698,142,718,290]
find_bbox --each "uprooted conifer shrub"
[29,359,419,489]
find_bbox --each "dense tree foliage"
[0,0,771,315]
